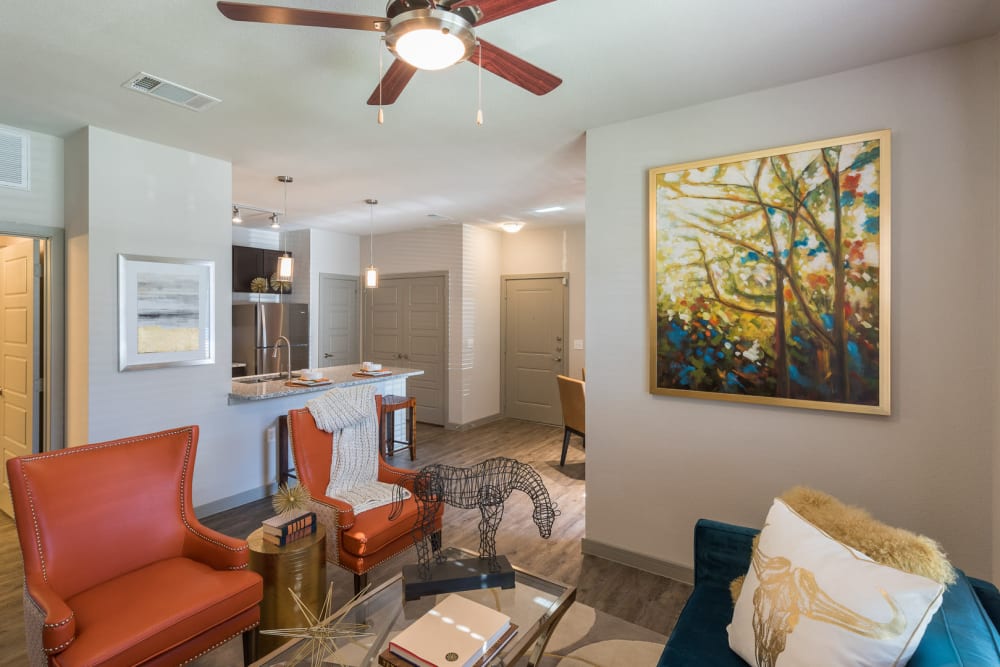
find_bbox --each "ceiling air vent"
[121,72,221,112]
[0,128,29,191]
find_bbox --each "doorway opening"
[0,233,52,517]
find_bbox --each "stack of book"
[380,594,517,667]
[261,509,316,547]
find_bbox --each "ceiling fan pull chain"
[476,41,484,126]
[378,36,385,125]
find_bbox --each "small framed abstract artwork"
[648,130,890,415]
[118,254,215,371]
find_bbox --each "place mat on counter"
[285,379,332,387]
[353,371,393,378]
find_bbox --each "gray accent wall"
[585,36,1000,579]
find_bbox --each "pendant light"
[276,176,293,282]
[365,198,379,288]
[232,206,242,224]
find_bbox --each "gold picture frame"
[648,130,890,415]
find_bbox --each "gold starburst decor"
[261,584,374,667]
[270,272,292,293]
[272,482,310,516]
[250,276,268,293]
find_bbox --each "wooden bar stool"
[378,394,417,460]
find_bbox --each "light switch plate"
[573,339,584,350]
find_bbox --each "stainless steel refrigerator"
[233,303,309,376]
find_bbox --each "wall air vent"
[121,72,221,112]
[0,127,29,191]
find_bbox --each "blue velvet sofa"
[658,519,1000,666]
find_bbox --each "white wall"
[501,225,586,379]
[462,226,501,423]
[586,38,999,578]
[0,125,63,229]
[65,126,312,509]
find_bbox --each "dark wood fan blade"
[451,0,556,25]
[472,39,561,96]
[217,2,387,32]
[366,59,419,105]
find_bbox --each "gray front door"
[503,275,567,425]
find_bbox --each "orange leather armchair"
[7,426,263,667]
[288,396,443,594]
[556,375,585,466]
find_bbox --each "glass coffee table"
[253,547,576,667]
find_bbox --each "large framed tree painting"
[648,130,890,415]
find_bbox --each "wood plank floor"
[0,418,692,664]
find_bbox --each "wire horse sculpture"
[390,457,559,579]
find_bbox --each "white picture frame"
[118,254,215,371]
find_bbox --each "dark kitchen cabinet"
[232,245,293,294]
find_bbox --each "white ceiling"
[3,1,1000,236]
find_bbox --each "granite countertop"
[228,365,423,404]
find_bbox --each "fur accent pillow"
[727,499,945,667]
[731,486,955,604]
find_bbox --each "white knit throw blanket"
[305,384,408,513]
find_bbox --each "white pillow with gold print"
[727,499,945,667]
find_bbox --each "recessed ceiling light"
[499,221,525,233]
[534,206,565,214]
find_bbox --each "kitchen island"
[228,365,424,488]
[228,364,423,404]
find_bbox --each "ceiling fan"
[216,0,562,105]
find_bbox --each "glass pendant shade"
[365,265,379,288]
[277,254,293,281]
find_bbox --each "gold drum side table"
[248,524,327,655]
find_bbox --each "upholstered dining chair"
[287,394,443,594]
[556,375,586,467]
[6,425,263,667]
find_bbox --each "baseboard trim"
[444,413,503,431]
[581,537,694,585]
[195,484,274,518]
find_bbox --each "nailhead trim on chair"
[43,613,74,628]
[175,430,250,562]
[178,621,260,665]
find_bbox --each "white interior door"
[318,274,360,367]
[364,274,447,425]
[0,238,38,517]
[503,275,567,425]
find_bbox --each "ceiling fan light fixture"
[385,9,475,71]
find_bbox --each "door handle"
[323,353,333,358]
[553,357,562,362]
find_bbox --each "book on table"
[386,594,515,667]
[261,509,315,537]
[261,521,316,547]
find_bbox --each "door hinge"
[34,263,42,278]
[34,378,43,393]
[562,277,567,286]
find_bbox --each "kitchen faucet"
[272,335,291,380]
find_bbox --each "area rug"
[537,602,666,667]
[194,601,665,666]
